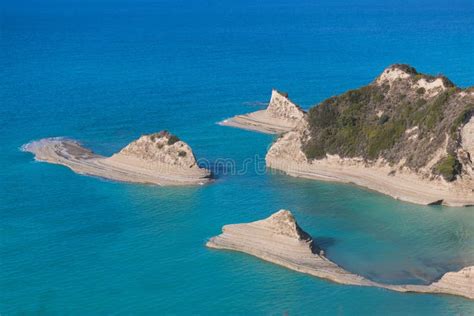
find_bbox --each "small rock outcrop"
[264,209,312,240]
[207,209,474,299]
[219,89,306,134]
[423,266,474,299]
[106,131,201,171]
[461,116,474,159]
[23,131,211,186]
[266,90,306,125]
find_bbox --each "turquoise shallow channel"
[1,0,474,314]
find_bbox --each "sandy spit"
[22,138,211,186]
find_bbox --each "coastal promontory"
[220,89,306,134]
[23,131,211,186]
[264,65,474,206]
[207,209,474,299]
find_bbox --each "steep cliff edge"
[219,89,306,134]
[23,131,211,186]
[207,209,474,299]
[266,65,474,206]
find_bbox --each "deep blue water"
[1,0,474,314]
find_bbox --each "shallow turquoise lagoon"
[1,0,474,314]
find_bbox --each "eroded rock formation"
[23,131,211,186]
[219,89,306,134]
[207,210,474,299]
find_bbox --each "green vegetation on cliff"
[434,155,461,182]
[302,65,473,178]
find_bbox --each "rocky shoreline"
[207,210,474,299]
[266,130,474,206]
[221,65,474,206]
[23,131,211,186]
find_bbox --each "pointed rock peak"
[272,89,289,99]
[267,89,306,122]
[263,209,312,241]
[267,209,295,222]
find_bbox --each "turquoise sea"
[1,0,474,314]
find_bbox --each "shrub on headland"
[167,135,180,145]
[434,155,461,182]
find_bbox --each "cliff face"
[427,266,473,299]
[266,89,306,124]
[219,89,306,134]
[462,116,474,159]
[110,131,200,170]
[266,65,474,205]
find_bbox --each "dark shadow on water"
[198,161,233,180]
[313,236,337,249]
[309,236,338,255]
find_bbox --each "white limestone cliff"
[219,89,306,134]
[419,266,473,299]
[461,116,474,159]
[266,90,306,124]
